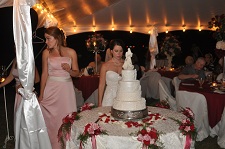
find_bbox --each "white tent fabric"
[149,27,158,69]
[1,0,225,36]
[13,0,51,148]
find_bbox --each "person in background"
[132,53,143,79]
[185,56,194,66]
[214,57,224,76]
[39,26,79,149]
[98,39,124,107]
[87,53,104,74]
[178,57,206,81]
[204,53,215,71]
[0,57,40,134]
[105,47,112,62]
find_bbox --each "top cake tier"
[121,69,137,81]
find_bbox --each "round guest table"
[157,69,180,79]
[73,75,99,100]
[66,106,193,149]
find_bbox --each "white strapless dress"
[102,71,122,106]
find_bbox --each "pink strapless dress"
[40,57,77,149]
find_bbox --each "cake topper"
[122,48,134,70]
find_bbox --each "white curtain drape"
[13,0,51,148]
[149,26,158,69]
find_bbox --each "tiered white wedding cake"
[111,48,147,119]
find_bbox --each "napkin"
[214,89,225,94]
[181,83,194,86]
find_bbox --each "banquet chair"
[176,91,210,141]
[140,71,161,99]
[158,79,177,111]
[172,76,181,96]
[218,107,225,148]
[216,73,223,82]
[74,87,84,109]
[85,89,98,106]
[210,107,225,148]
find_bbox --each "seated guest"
[214,57,224,76]
[88,53,103,74]
[185,56,194,66]
[178,57,206,81]
[204,53,214,71]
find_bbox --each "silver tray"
[111,107,148,120]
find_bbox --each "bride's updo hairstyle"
[45,26,67,56]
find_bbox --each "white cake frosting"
[113,69,146,111]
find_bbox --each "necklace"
[112,58,122,66]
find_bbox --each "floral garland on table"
[155,100,170,109]
[86,34,107,52]
[170,107,197,149]
[78,122,108,149]
[160,35,181,56]
[136,125,163,149]
[57,112,80,149]
[79,103,96,112]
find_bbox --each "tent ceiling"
[1,0,225,36]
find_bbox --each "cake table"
[66,106,193,149]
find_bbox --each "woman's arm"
[98,63,107,107]
[68,48,79,77]
[0,59,16,88]
[34,66,40,84]
[38,49,49,101]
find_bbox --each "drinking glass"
[198,78,205,89]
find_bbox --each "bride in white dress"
[98,39,125,106]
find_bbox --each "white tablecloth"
[66,106,193,149]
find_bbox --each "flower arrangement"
[58,112,80,148]
[78,122,108,148]
[208,14,225,42]
[170,107,197,140]
[86,34,107,52]
[160,35,181,56]
[136,125,163,149]
[155,100,170,109]
[79,103,96,112]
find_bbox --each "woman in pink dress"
[39,26,79,149]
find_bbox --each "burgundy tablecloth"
[179,81,225,128]
[157,70,180,79]
[73,75,99,100]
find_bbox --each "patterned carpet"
[0,86,222,149]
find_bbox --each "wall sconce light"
[165,29,168,34]
[199,26,202,31]
[130,28,133,33]
[73,26,76,32]
[148,30,151,34]
[93,26,96,32]
[182,25,186,32]
[112,26,114,31]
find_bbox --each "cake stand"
[111,107,148,120]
